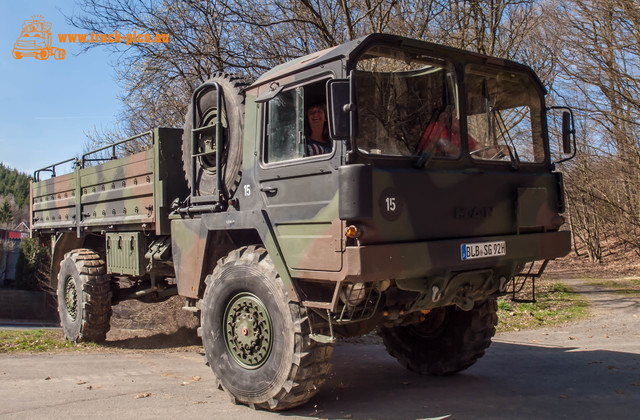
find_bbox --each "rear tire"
[378,298,497,375]
[200,246,333,411]
[53,48,65,60]
[57,249,112,342]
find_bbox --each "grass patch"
[0,329,97,353]
[585,278,640,295]
[497,281,589,333]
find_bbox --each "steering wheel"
[470,145,508,160]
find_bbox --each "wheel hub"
[224,292,272,369]
[197,109,228,173]
[64,277,78,321]
[410,307,448,339]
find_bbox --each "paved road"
[1,281,638,419]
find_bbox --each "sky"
[0,1,125,176]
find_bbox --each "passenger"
[418,108,479,157]
[305,103,332,157]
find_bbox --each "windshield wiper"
[414,136,439,168]
[491,107,520,170]
[482,79,519,170]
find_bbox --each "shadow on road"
[284,341,640,420]
[103,327,201,350]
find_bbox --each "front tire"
[57,249,112,342]
[378,298,497,376]
[200,246,333,411]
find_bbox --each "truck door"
[254,80,343,272]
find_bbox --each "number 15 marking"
[385,197,396,212]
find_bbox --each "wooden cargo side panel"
[31,172,77,230]
[79,150,156,229]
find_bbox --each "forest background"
[2,0,639,270]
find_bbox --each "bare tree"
[553,0,640,253]
[70,0,549,143]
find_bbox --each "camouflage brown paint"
[28,33,578,413]
[31,128,185,280]
[31,34,572,321]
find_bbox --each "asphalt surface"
[1,280,638,419]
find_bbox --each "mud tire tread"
[378,298,497,376]
[57,249,112,343]
[201,246,333,411]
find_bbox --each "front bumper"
[291,230,570,311]
[340,230,571,282]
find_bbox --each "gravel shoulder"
[496,277,640,353]
[1,277,639,419]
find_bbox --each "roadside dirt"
[497,275,640,351]
[104,296,201,351]
[544,237,640,280]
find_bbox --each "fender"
[170,209,295,300]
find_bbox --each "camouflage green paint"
[31,128,185,237]
[31,128,186,288]
[31,34,573,319]
[171,217,208,298]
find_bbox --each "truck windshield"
[353,45,459,159]
[465,65,545,164]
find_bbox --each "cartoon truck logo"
[12,17,65,60]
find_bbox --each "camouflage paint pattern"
[32,34,572,318]
[31,128,184,236]
[31,128,185,277]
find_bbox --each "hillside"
[0,164,30,228]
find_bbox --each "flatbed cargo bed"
[30,128,186,237]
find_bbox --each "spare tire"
[183,73,249,197]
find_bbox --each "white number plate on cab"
[461,241,506,260]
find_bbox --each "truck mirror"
[327,79,351,140]
[562,111,572,154]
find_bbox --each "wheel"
[36,49,49,60]
[12,50,22,59]
[377,298,497,376]
[200,246,333,411]
[182,73,249,198]
[57,249,112,342]
[53,48,66,60]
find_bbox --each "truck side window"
[265,87,305,163]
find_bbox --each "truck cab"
[175,33,570,319]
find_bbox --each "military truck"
[30,34,575,410]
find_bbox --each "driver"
[304,103,332,157]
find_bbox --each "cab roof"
[250,33,541,89]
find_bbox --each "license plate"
[461,241,506,260]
